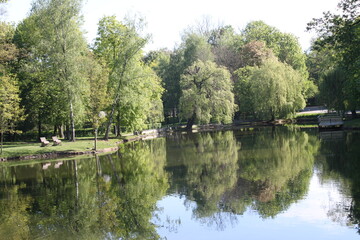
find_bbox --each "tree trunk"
[53,125,57,136]
[94,128,98,151]
[270,108,275,122]
[70,102,76,142]
[186,112,196,131]
[0,130,3,155]
[116,113,121,137]
[59,125,65,139]
[65,124,70,140]
[104,103,116,140]
[352,109,357,118]
[38,117,42,140]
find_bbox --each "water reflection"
[317,131,360,232]
[235,128,319,218]
[165,128,319,226]
[0,128,360,239]
[0,139,168,239]
[166,131,240,219]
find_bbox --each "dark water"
[0,127,360,239]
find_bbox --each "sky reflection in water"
[0,128,360,239]
[155,170,356,240]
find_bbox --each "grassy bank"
[0,138,121,159]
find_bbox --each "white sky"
[3,0,340,52]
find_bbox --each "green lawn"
[0,138,121,159]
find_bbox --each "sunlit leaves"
[179,60,236,126]
[235,58,306,120]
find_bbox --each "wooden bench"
[40,137,50,147]
[52,136,62,146]
[318,114,344,129]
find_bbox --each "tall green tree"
[0,75,24,154]
[307,0,360,114]
[0,22,23,154]
[21,0,89,141]
[235,58,306,120]
[242,21,308,76]
[93,16,149,139]
[82,52,109,150]
[94,16,163,137]
[159,33,215,123]
[179,60,236,129]
[319,67,347,111]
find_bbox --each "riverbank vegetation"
[0,0,359,155]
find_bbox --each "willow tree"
[179,60,236,129]
[235,58,306,120]
[24,0,89,141]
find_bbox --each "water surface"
[0,127,359,239]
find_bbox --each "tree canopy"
[307,0,360,113]
[2,0,357,141]
[179,60,236,129]
[235,58,307,120]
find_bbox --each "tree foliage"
[319,66,347,111]
[14,0,89,141]
[307,0,360,113]
[94,16,163,136]
[241,21,308,77]
[0,22,23,153]
[0,75,24,153]
[235,58,306,120]
[179,60,236,129]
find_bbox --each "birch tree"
[26,0,89,141]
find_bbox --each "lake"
[0,127,360,239]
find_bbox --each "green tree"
[182,33,214,65]
[0,22,23,154]
[24,0,89,141]
[208,25,243,73]
[157,33,215,123]
[82,52,109,150]
[93,16,150,139]
[0,75,24,154]
[318,66,347,111]
[179,60,236,129]
[235,58,306,120]
[115,60,164,132]
[307,0,360,115]
[242,21,308,76]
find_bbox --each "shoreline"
[1,123,360,162]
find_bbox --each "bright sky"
[3,0,340,51]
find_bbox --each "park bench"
[40,137,50,147]
[52,136,62,146]
[318,113,344,129]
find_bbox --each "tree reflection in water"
[317,131,360,232]
[0,139,169,240]
[1,128,360,238]
[166,127,320,228]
